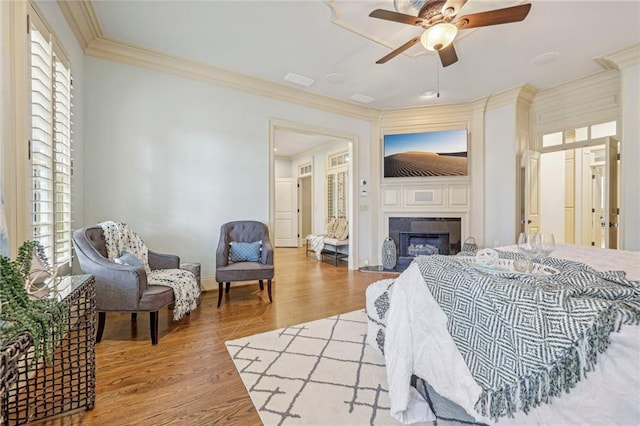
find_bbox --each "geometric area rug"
[226,310,483,426]
[225,310,395,425]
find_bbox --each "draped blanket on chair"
[98,221,200,321]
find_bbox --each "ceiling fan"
[370,0,531,67]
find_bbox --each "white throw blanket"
[306,234,325,260]
[98,221,200,321]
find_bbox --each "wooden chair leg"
[259,280,264,291]
[217,282,223,307]
[225,282,231,294]
[150,311,159,345]
[267,279,272,303]
[131,313,137,321]
[96,312,106,343]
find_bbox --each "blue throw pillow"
[229,241,262,263]
[114,250,143,267]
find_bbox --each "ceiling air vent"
[284,72,314,87]
[350,94,375,104]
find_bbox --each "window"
[542,132,563,148]
[328,151,349,168]
[298,162,312,177]
[591,121,616,139]
[326,150,348,220]
[29,8,73,270]
[541,121,617,150]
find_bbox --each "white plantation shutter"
[29,9,73,270]
[326,150,349,221]
[53,49,72,266]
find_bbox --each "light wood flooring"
[37,247,397,426]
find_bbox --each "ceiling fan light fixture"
[420,23,458,51]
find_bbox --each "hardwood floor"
[37,247,397,426]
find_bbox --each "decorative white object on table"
[475,248,499,267]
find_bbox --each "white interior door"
[275,178,298,247]
[523,150,540,233]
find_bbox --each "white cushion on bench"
[323,237,349,246]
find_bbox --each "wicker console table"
[1,274,96,425]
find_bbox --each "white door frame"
[269,119,358,270]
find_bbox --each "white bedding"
[385,244,640,425]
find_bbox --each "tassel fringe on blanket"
[474,304,638,420]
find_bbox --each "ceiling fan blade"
[455,3,531,29]
[438,43,458,67]
[376,36,421,64]
[369,9,425,26]
[441,0,468,18]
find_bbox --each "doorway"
[269,119,358,270]
[298,175,312,246]
[529,137,618,248]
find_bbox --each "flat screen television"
[383,129,468,178]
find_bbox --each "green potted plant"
[0,241,68,366]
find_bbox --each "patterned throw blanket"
[414,253,640,420]
[99,221,200,321]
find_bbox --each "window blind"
[29,9,73,270]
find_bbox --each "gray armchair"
[72,226,196,345]
[216,221,274,307]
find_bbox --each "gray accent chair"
[215,221,274,307]
[72,226,192,345]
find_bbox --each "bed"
[369,244,640,425]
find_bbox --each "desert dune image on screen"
[384,129,468,177]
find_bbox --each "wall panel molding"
[532,70,620,134]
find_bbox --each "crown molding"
[57,0,378,121]
[86,36,378,122]
[56,0,102,51]
[486,84,538,111]
[595,43,640,70]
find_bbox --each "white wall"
[620,63,640,250]
[484,104,517,247]
[539,151,566,242]
[274,158,291,178]
[83,57,371,288]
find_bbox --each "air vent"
[284,72,314,87]
[350,94,375,104]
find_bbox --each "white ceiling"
[89,0,640,156]
[274,128,349,159]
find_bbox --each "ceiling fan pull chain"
[437,61,440,98]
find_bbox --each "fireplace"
[388,217,461,269]
[399,232,450,257]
